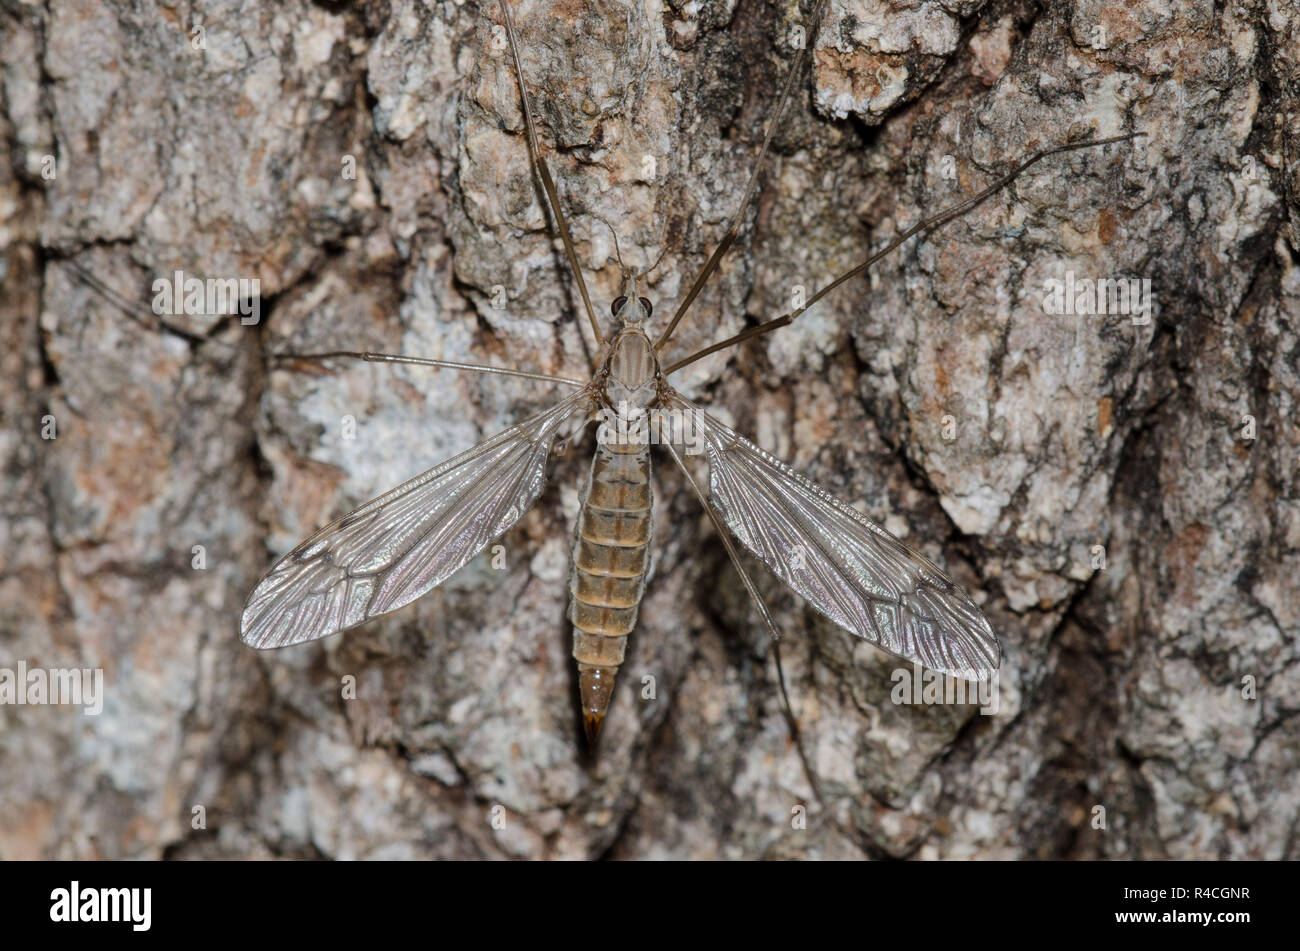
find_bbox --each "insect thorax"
[601,327,660,415]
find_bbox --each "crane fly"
[241,0,1136,747]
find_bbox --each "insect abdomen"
[569,440,652,743]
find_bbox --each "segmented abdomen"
[569,440,652,741]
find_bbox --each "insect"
[241,0,1135,747]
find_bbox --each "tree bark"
[1,0,1296,859]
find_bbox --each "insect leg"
[497,0,604,345]
[662,440,826,809]
[770,638,825,809]
[271,349,588,387]
[663,132,1145,376]
[654,0,830,352]
[62,258,222,347]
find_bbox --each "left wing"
[242,388,593,649]
[665,393,1000,679]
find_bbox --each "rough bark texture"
[1,0,1296,860]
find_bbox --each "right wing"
[666,393,1000,680]
[241,389,593,649]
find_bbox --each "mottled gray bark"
[1,0,1296,859]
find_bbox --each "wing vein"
[667,391,1000,678]
[242,389,592,648]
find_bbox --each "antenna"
[592,213,628,276]
[637,242,669,281]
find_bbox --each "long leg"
[60,260,575,390]
[662,440,826,809]
[498,0,603,345]
[64,253,587,390]
[273,349,587,387]
[64,258,212,347]
[654,0,830,352]
[64,250,589,388]
[663,132,1144,376]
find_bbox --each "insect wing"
[669,394,1000,679]
[242,389,593,649]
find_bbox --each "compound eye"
[611,296,627,315]
[639,297,653,317]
